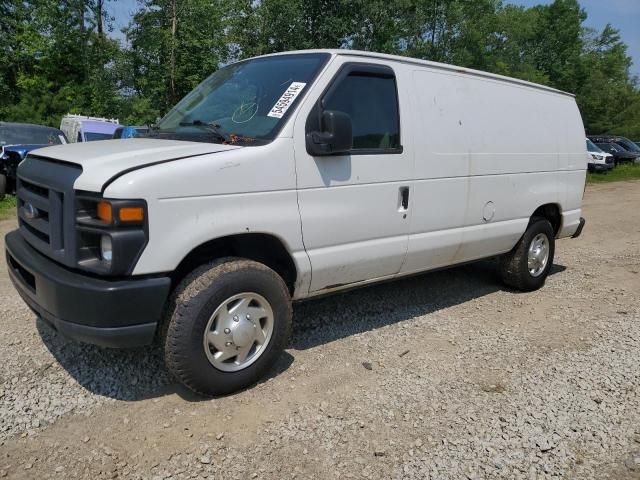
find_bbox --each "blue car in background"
[0,122,68,200]
[112,125,149,139]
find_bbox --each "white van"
[60,114,120,143]
[6,50,586,396]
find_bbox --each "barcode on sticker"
[267,82,307,118]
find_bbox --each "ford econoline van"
[6,50,587,396]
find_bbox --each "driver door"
[293,60,413,293]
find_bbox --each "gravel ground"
[1,181,639,479]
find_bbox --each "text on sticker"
[267,82,307,118]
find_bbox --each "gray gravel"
[1,182,640,479]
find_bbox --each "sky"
[110,0,640,77]
[510,0,640,77]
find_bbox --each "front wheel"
[499,217,555,292]
[163,258,292,396]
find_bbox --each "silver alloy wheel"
[528,232,550,277]
[203,292,274,372]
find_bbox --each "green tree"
[1,0,639,137]
[125,0,232,117]
[0,0,124,126]
[576,24,639,135]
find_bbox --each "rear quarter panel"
[410,66,585,264]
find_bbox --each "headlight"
[75,195,148,275]
[591,154,604,161]
[100,235,113,263]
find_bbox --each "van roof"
[62,114,119,124]
[254,49,573,98]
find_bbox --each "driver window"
[323,72,400,151]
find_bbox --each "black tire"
[163,258,292,397]
[499,217,555,292]
[0,174,6,201]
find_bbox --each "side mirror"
[306,110,353,156]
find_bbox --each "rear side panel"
[405,66,585,272]
[559,99,587,238]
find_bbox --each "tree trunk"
[79,1,87,80]
[170,0,177,104]
[96,0,103,36]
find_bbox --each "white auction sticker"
[267,82,307,118]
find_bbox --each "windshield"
[615,138,640,153]
[0,125,66,146]
[586,139,603,153]
[153,53,329,145]
[598,143,619,153]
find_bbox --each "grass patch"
[0,195,17,220]
[587,163,640,183]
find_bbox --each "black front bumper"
[588,163,614,172]
[5,230,171,348]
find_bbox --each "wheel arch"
[171,232,298,295]
[531,203,562,236]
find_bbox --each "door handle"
[399,186,410,211]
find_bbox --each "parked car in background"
[112,125,149,139]
[586,139,614,172]
[60,115,119,143]
[634,141,640,148]
[0,122,67,199]
[595,142,639,165]
[588,135,640,157]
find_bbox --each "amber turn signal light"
[119,207,145,223]
[97,201,113,224]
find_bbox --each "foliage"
[0,194,16,220]
[0,0,639,136]
[0,0,123,126]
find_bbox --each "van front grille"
[17,178,58,248]
[15,155,82,267]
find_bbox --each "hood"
[616,150,639,159]
[588,150,612,159]
[31,138,240,191]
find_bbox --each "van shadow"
[290,260,566,350]
[37,260,565,402]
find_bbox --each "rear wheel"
[163,258,292,396]
[499,217,555,292]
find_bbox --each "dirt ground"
[1,182,639,479]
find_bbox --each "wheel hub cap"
[231,319,256,347]
[203,292,274,372]
[528,233,550,277]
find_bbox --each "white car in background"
[586,138,614,172]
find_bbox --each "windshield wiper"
[178,120,229,143]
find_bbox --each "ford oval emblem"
[24,203,40,220]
